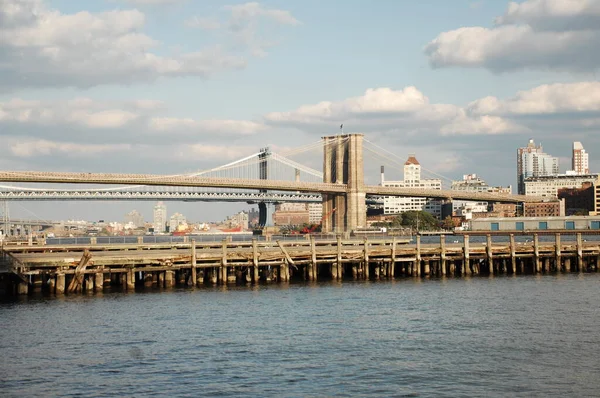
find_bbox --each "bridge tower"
[258,147,274,227]
[0,201,8,237]
[322,134,366,233]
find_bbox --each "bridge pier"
[322,134,366,234]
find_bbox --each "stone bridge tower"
[322,134,366,233]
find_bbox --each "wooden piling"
[336,235,343,280]
[95,272,103,291]
[127,269,135,290]
[440,235,446,276]
[486,234,493,275]
[56,273,65,294]
[463,235,470,276]
[416,235,422,277]
[555,233,561,272]
[509,234,516,274]
[220,239,228,285]
[191,240,197,286]
[363,237,370,280]
[533,234,541,273]
[252,239,260,283]
[390,237,396,278]
[310,235,317,281]
[577,233,584,272]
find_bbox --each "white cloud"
[0,0,269,90]
[148,117,266,135]
[440,113,529,136]
[225,2,300,26]
[467,81,600,115]
[118,0,185,4]
[0,98,146,128]
[425,0,600,72]
[9,139,132,158]
[186,2,301,57]
[185,16,221,30]
[264,82,600,138]
[496,0,600,31]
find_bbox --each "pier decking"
[1,233,599,296]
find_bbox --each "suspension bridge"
[0,134,539,232]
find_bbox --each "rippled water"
[2,275,600,397]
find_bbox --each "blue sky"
[1,0,600,222]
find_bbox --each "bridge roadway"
[0,171,540,203]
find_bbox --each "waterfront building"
[382,155,442,219]
[517,139,559,194]
[523,200,565,217]
[558,183,595,215]
[124,210,144,228]
[152,201,167,233]
[273,203,309,226]
[450,174,512,215]
[572,141,589,175]
[524,174,598,198]
[308,203,323,224]
[469,215,600,232]
[169,212,187,232]
[225,211,249,230]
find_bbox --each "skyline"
[1,0,599,221]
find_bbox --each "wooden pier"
[1,233,599,296]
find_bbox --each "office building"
[382,155,442,218]
[169,212,187,232]
[572,141,589,175]
[517,139,559,194]
[153,201,167,233]
[124,210,144,228]
[524,174,598,198]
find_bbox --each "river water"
[2,275,599,397]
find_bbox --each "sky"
[1,0,600,222]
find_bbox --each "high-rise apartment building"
[153,201,167,233]
[124,210,144,228]
[517,139,559,194]
[572,141,589,175]
[382,155,442,218]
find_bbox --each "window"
[491,222,499,231]
[539,222,548,230]
[565,221,575,230]
[592,221,600,230]
[516,222,524,231]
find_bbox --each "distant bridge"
[0,135,542,232]
[0,171,537,204]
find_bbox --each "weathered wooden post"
[165,270,175,287]
[509,234,516,274]
[56,273,65,294]
[564,257,571,273]
[416,235,421,277]
[95,272,104,291]
[335,235,342,280]
[486,234,493,275]
[191,239,197,286]
[577,233,584,272]
[127,268,135,290]
[252,239,260,283]
[220,239,228,284]
[390,237,396,278]
[440,235,446,276]
[363,237,370,280]
[310,235,317,281]
[463,235,470,276]
[533,234,541,273]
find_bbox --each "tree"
[400,211,438,231]
[441,216,455,230]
